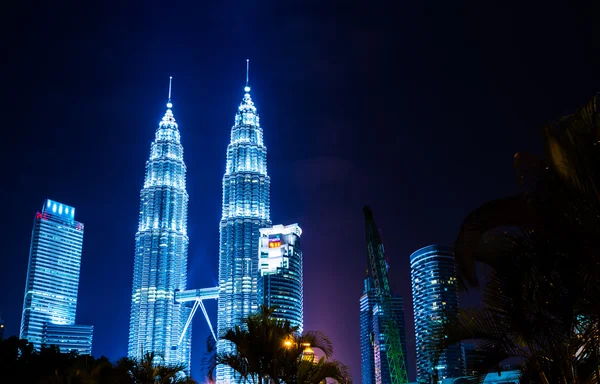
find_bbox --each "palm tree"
[293,357,350,384]
[432,96,600,383]
[116,352,197,384]
[276,329,349,384]
[211,305,350,384]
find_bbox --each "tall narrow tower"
[363,206,409,384]
[20,199,93,354]
[128,78,192,371]
[217,61,271,383]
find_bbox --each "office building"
[463,344,485,377]
[360,277,408,384]
[410,245,464,383]
[20,199,93,354]
[217,65,272,383]
[128,81,192,371]
[44,324,93,355]
[257,224,303,332]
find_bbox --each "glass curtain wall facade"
[410,245,464,383]
[128,97,191,371]
[257,224,303,332]
[20,199,92,354]
[360,278,408,384]
[360,278,377,384]
[44,324,94,355]
[217,83,271,384]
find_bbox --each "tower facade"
[217,79,271,383]
[360,278,377,384]
[257,224,303,332]
[20,199,93,354]
[128,88,191,371]
[360,278,408,384]
[410,245,464,383]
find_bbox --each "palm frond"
[454,195,538,287]
[297,331,334,359]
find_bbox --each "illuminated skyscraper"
[410,245,464,383]
[20,199,93,354]
[360,278,408,384]
[257,224,303,332]
[128,79,192,371]
[360,278,377,384]
[217,62,271,383]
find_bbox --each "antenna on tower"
[167,76,173,108]
[244,60,251,92]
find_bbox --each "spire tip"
[167,76,173,108]
[245,59,250,91]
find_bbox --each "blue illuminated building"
[257,224,303,332]
[128,79,192,371]
[410,245,464,383]
[20,199,93,354]
[217,62,271,384]
[360,277,408,384]
[44,324,93,355]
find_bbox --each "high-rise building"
[44,324,93,355]
[360,278,377,384]
[410,245,464,383]
[360,277,408,384]
[217,65,271,384]
[128,80,192,371]
[257,224,303,332]
[20,199,93,354]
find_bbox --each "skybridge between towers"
[175,286,219,345]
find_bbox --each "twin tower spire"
[165,59,251,109]
[129,60,269,382]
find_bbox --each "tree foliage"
[432,96,600,383]
[207,305,350,384]
[0,336,196,383]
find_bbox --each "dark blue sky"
[1,1,598,381]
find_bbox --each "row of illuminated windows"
[230,125,263,144]
[33,236,83,250]
[150,141,184,159]
[31,253,82,269]
[155,126,181,142]
[35,225,83,240]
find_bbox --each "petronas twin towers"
[128,88,192,368]
[128,67,271,381]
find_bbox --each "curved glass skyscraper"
[217,79,271,384]
[128,87,191,371]
[410,245,464,383]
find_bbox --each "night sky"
[2,1,599,381]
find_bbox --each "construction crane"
[364,206,409,384]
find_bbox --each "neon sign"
[268,235,282,248]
